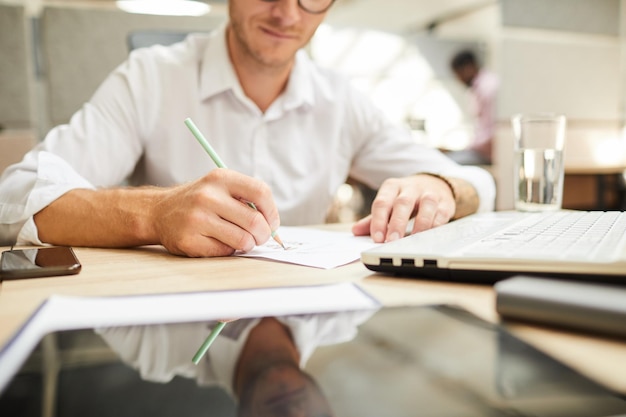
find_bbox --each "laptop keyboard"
[462,211,626,261]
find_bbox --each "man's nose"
[270,0,302,26]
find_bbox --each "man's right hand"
[151,169,280,257]
[34,169,281,257]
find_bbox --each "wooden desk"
[564,164,626,210]
[563,138,626,210]
[2,239,626,395]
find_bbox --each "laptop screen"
[1,305,625,417]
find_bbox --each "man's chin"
[252,48,299,69]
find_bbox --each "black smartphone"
[0,247,81,280]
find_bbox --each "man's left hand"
[351,174,456,243]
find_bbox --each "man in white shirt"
[0,0,495,257]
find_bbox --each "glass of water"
[511,113,567,211]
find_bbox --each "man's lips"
[260,26,298,40]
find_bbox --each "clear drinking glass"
[511,113,567,212]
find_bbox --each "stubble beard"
[229,19,304,73]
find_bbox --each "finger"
[215,198,273,246]
[368,180,400,243]
[212,170,281,232]
[432,211,451,228]
[168,206,257,256]
[200,170,274,245]
[384,192,418,242]
[165,233,236,257]
[244,186,281,233]
[351,215,372,237]
[411,195,441,234]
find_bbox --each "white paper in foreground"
[237,226,379,269]
[0,283,380,392]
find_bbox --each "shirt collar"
[199,24,240,101]
[280,50,316,110]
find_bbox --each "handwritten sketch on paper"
[236,226,380,269]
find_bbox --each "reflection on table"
[2,306,626,417]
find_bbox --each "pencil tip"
[273,234,287,250]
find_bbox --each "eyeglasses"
[261,0,335,14]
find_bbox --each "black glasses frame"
[261,0,335,14]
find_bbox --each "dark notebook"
[496,275,626,338]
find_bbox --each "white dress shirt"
[0,25,495,245]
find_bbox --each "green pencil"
[184,117,286,249]
[185,117,287,364]
[192,321,226,364]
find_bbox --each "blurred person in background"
[447,49,499,166]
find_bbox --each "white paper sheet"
[237,226,380,269]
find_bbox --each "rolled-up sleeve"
[0,149,95,245]
[0,54,148,246]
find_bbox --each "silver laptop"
[361,210,626,284]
